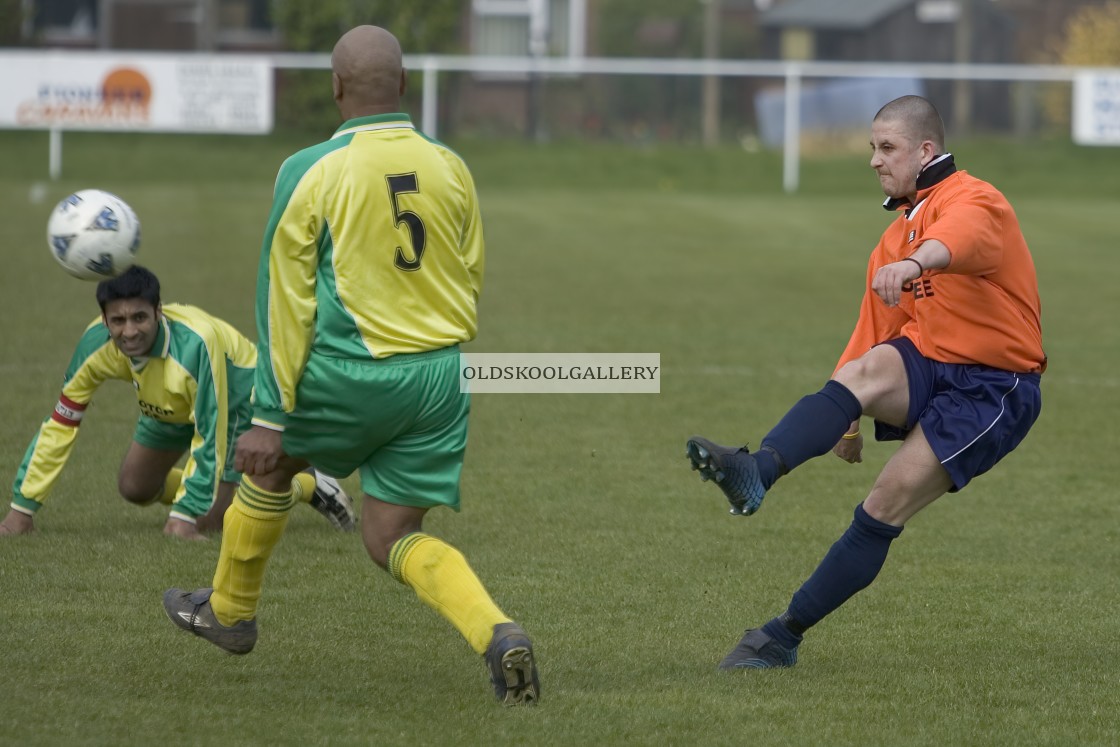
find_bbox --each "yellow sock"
[157,469,183,505]
[388,533,511,654]
[291,472,316,504]
[209,476,295,626]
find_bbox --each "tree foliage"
[1043,1,1120,128]
[272,0,462,53]
[596,0,703,58]
[1053,0,1120,64]
[270,0,463,132]
[0,0,25,46]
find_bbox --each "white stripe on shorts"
[940,375,1021,465]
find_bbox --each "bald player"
[162,25,540,705]
[686,95,1045,670]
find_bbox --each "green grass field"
[0,129,1117,746]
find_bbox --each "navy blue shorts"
[874,338,1042,492]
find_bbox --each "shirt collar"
[882,153,957,212]
[332,113,414,140]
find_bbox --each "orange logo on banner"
[16,65,153,126]
[102,68,152,109]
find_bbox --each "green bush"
[271,0,462,133]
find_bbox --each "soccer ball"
[47,189,141,280]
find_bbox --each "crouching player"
[1,266,355,540]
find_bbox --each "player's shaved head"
[874,95,945,152]
[331,25,405,116]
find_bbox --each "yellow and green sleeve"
[11,322,128,514]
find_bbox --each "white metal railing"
[270,54,1107,192]
[9,50,1118,190]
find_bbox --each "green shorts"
[281,346,469,510]
[133,416,194,453]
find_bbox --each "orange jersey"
[836,168,1045,375]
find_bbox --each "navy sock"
[761,612,806,650]
[754,380,863,489]
[762,503,904,649]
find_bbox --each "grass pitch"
[0,129,1117,746]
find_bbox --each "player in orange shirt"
[686,95,1044,669]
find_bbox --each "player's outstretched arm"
[10,324,128,526]
[172,343,225,527]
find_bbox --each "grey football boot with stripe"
[162,587,257,655]
[719,628,798,670]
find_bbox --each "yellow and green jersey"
[251,113,484,429]
[11,304,257,518]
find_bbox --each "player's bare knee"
[360,521,399,569]
[835,347,909,422]
[363,537,392,569]
[362,522,412,570]
[361,498,424,570]
[118,474,160,505]
[833,356,878,399]
[864,481,942,526]
[862,488,906,526]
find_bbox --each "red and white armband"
[51,394,87,427]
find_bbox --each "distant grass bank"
[2,129,1117,199]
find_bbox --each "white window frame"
[471,0,585,59]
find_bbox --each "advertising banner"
[1073,71,1120,146]
[0,51,272,133]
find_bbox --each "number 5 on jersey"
[386,173,426,272]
